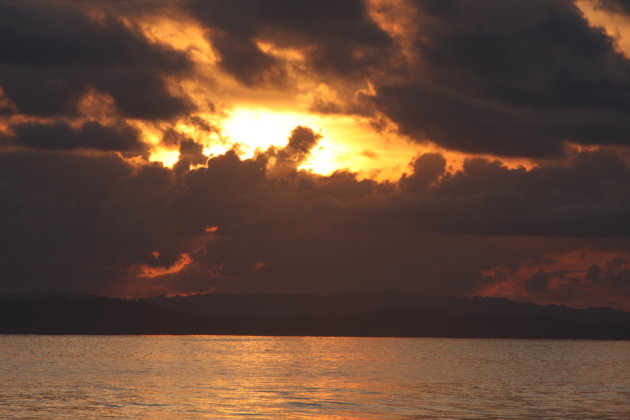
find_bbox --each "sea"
[0,336,628,419]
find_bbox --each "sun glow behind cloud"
[149,148,180,168]
[124,11,427,179]
[137,104,426,179]
[127,5,538,179]
[220,107,424,179]
[222,108,322,158]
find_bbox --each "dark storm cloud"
[0,0,193,119]
[372,0,630,157]
[524,270,578,297]
[0,151,181,294]
[172,150,267,233]
[141,146,630,297]
[0,139,629,302]
[284,126,321,157]
[268,125,322,171]
[0,0,628,310]
[207,31,285,86]
[178,152,628,298]
[569,259,630,293]
[400,153,446,191]
[173,138,208,174]
[396,149,630,236]
[186,0,394,85]
[5,121,145,152]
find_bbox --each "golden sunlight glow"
[256,40,306,62]
[149,148,180,168]
[127,10,428,181]
[222,108,324,157]
[298,137,342,175]
[110,4,557,181]
[138,15,218,64]
[203,144,231,157]
[221,107,425,179]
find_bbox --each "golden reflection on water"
[1,336,629,419]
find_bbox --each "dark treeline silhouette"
[1,291,629,339]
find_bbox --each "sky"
[1,0,630,310]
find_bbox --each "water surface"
[1,336,628,419]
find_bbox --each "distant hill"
[1,292,628,339]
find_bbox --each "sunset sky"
[1,0,630,310]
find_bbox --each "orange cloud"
[476,250,630,311]
[136,253,193,278]
[577,0,630,56]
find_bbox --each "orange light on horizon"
[476,250,630,311]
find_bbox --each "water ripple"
[0,336,629,419]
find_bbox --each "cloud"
[173,138,208,174]
[144,143,630,308]
[395,149,630,236]
[0,140,628,309]
[371,0,630,157]
[266,125,322,175]
[4,121,145,152]
[0,1,628,312]
[477,250,630,310]
[0,151,183,294]
[593,0,630,14]
[186,0,394,84]
[400,152,446,191]
[206,31,285,87]
[0,1,193,119]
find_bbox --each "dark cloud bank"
[373,0,630,158]
[186,0,394,85]
[1,141,629,307]
[0,0,192,120]
[185,0,630,158]
[1,0,630,310]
